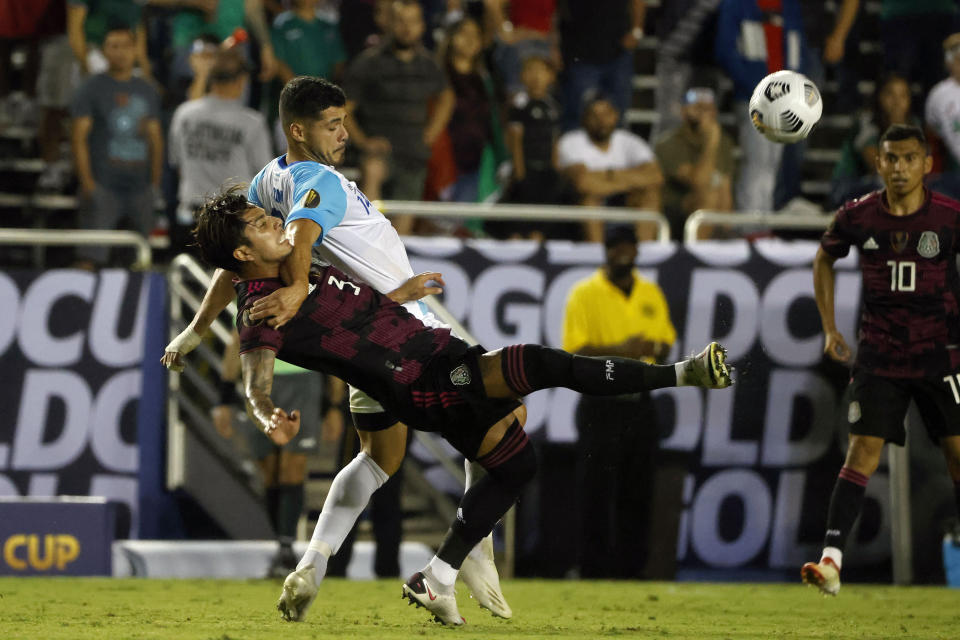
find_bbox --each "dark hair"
[872,73,910,129]
[279,76,347,131]
[209,49,250,84]
[879,123,928,152]
[103,20,136,41]
[442,16,483,74]
[192,185,252,272]
[581,90,617,122]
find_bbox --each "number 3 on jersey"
[886,260,915,292]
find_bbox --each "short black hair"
[879,124,928,152]
[279,76,347,131]
[603,224,637,248]
[192,185,253,272]
[103,19,136,40]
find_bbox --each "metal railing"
[0,228,152,268]
[378,200,672,244]
[683,209,834,243]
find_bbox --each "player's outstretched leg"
[277,564,319,621]
[401,567,465,626]
[459,460,512,618]
[491,341,732,398]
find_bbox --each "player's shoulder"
[840,189,883,216]
[567,269,606,297]
[928,78,957,103]
[289,161,344,187]
[929,190,960,215]
[558,128,588,147]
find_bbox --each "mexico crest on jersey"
[450,364,471,386]
[918,231,940,258]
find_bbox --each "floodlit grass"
[0,577,958,639]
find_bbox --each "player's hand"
[824,330,852,363]
[388,272,444,304]
[267,408,301,446]
[211,405,234,439]
[161,327,202,372]
[250,283,308,328]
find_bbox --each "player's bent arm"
[161,269,237,371]
[251,218,323,327]
[812,247,840,333]
[241,348,300,445]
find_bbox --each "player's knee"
[484,436,537,490]
[844,437,884,476]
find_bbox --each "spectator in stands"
[35,0,76,192]
[162,0,276,101]
[714,0,805,213]
[484,0,558,97]
[439,16,505,204]
[832,73,916,207]
[67,0,152,80]
[557,94,663,243]
[651,0,722,141]
[168,48,273,252]
[562,223,676,579]
[880,0,957,102]
[558,0,645,131]
[926,34,960,200]
[271,0,348,83]
[775,0,860,208]
[340,0,390,60]
[497,55,565,239]
[343,0,454,234]
[71,23,162,267]
[654,87,735,240]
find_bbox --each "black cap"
[603,224,637,248]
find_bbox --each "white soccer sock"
[821,546,843,570]
[297,451,389,584]
[427,556,459,587]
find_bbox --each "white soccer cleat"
[401,569,465,626]
[801,557,841,596]
[681,342,733,388]
[277,564,318,621]
[459,536,513,619]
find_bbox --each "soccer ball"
[748,70,823,144]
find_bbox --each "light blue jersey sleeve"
[247,169,265,208]
[286,164,348,244]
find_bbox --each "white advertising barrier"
[403,237,895,574]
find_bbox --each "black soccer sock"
[822,466,870,552]
[436,421,537,569]
[500,344,676,396]
[275,484,305,539]
[265,486,281,535]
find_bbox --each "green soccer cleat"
[679,342,733,388]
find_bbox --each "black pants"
[575,393,659,579]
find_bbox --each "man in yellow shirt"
[562,224,677,578]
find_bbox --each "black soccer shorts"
[846,369,960,446]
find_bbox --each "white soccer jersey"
[247,155,442,327]
[926,77,960,167]
[248,155,416,294]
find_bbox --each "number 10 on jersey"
[886,260,916,292]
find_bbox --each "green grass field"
[1,578,958,640]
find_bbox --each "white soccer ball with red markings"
[748,70,823,144]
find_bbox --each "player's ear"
[233,245,255,263]
[289,121,305,143]
[924,153,933,175]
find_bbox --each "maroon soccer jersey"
[820,189,960,377]
[235,266,452,406]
